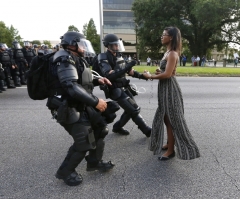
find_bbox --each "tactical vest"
[81,62,94,94]
[0,51,11,63]
[25,49,34,57]
[14,49,24,60]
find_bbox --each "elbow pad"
[63,81,99,107]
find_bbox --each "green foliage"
[43,40,52,48]
[132,0,240,58]
[31,40,41,45]
[82,18,100,54]
[0,21,22,47]
[68,25,79,32]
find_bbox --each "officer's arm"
[57,61,99,107]
[131,70,148,80]
[98,53,135,81]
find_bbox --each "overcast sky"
[1,0,100,41]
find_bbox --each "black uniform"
[22,47,36,66]
[0,49,16,88]
[0,63,6,92]
[97,50,151,137]
[46,48,116,186]
[12,42,28,86]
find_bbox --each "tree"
[68,25,79,32]
[43,40,52,48]
[31,40,41,45]
[132,0,240,58]
[0,21,22,47]
[82,18,100,54]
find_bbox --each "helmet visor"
[2,44,8,49]
[14,43,21,49]
[77,39,95,57]
[109,39,125,52]
[24,41,30,46]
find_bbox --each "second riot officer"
[94,34,151,137]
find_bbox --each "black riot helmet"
[60,31,95,56]
[103,34,125,52]
[0,43,8,51]
[12,41,21,49]
[23,41,30,47]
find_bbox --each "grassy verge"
[132,65,240,76]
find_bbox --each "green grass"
[132,65,240,76]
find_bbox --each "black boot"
[20,75,27,85]
[55,168,83,186]
[86,160,115,172]
[112,112,131,135]
[86,139,115,172]
[132,114,151,137]
[14,76,21,87]
[55,151,86,186]
[0,80,6,91]
[6,78,16,89]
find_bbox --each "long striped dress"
[149,59,200,160]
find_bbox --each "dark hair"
[164,26,182,55]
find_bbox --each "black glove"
[126,60,136,73]
[132,70,148,80]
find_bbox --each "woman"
[143,27,200,160]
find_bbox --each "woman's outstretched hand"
[143,70,151,79]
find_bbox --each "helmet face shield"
[1,44,8,50]
[77,39,95,57]
[24,41,30,47]
[109,39,125,52]
[13,43,21,49]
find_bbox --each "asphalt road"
[1,77,240,199]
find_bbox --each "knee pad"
[117,96,140,117]
[100,127,109,138]
[71,123,96,152]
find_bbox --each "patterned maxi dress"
[149,59,200,160]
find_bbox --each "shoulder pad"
[98,53,108,61]
[53,49,71,62]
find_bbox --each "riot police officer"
[45,31,115,186]
[0,43,16,89]
[22,41,37,66]
[0,63,6,92]
[33,44,38,55]
[95,34,151,137]
[12,41,28,85]
[55,44,60,51]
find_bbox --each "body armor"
[0,51,11,64]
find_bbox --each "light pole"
[135,24,139,64]
[99,0,104,53]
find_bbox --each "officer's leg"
[0,79,5,92]
[4,66,15,88]
[19,62,27,85]
[85,126,114,171]
[115,92,151,137]
[112,111,131,135]
[55,121,95,186]
[111,89,132,135]
[11,64,21,87]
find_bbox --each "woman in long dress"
[143,27,200,160]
